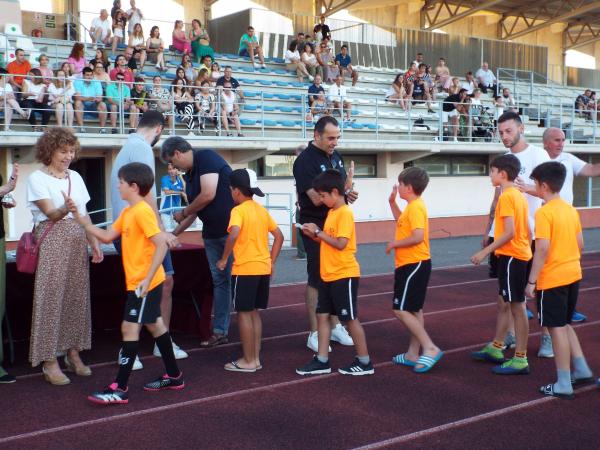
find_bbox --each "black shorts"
[123,284,162,324]
[392,259,432,312]
[537,281,580,327]
[317,277,359,321]
[300,216,325,289]
[497,255,529,303]
[232,275,270,312]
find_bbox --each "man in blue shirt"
[335,45,358,86]
[74,67,108,133]
[307,74,325,106]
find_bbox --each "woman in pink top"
[172,20,191,55]
[67,43,86,75]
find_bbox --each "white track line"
[3,320,600,445]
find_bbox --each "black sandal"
[539,383,575,400]
[200,334,228,348]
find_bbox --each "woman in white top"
[210,62,222,86]
[194,80,216,133]
[26,128,102,385]
[48,70,75,127]
[172,78,195,134]
[180,53,198,84]
[285,40,312,82]
[221,80,242,137]
[385,73,407,110]
[128,23,147,70]
[301,42,322,80]
[0,68,29,130]
[21,68,51,130]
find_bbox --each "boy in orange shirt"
[216,169,284,372]
[387,167,443,373]
[471,154,531,375]
[525,161,594,398]
[296,169,373,376]
[66,162,184,404]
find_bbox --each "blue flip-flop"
[392,353,417,367]
[413,351,444,373]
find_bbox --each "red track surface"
[2,255,600,449]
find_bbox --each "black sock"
[116,341,139,390]
[155,332,180,378]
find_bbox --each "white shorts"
[442,109,458,122]
[114,28,124,39]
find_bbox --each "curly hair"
[35,128,81,166]
[69,42,85,59]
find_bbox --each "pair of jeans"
[203,236,233,336]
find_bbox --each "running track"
[2,255,600,449]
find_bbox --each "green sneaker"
[492,357,530,375]
[471,344,505,364]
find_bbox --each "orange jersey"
[112,201,165,291]
[228,199,278,276]
[320,205,360,282]
[494,187,532,261]
[535,198,582,290]
[394,197,430,268]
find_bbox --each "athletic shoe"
[572,310,587,322]
[338,358,374,376]
[296,356,331,375]
[331,324,354,346]
[143,372,185,391]
[118,349,143,370]
[492,357,530,375]
[526,308,534,320]
[471,344,505,364]
[502,332,516,350]
[0,373,16,384]
[88,383,129,405]
[537,335,554,358]
[306,331,331,353]
[153,342,189,360]
[261,63,266,69]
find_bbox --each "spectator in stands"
[74,67,108,133]
[311,91,330,123]
[435,57,452,92]
[172,78,195,135]
[502,87,518,112]
[412,52,425,67]
[286,40,313,82]
[89,48,111,71]
[335,45,358,87]
[302,43,322,80]
[0,68,29,130]
[67,43,87,76]
[112,8,127,55]
[385,73,407,110]
[160,163,187,231]
[111,0,122,19]
[179,53,198,83]
[110,54,135,87]
[221,80,243,137]
[313,15,331,41]
[172,20,192,55]
[461,71,477,95]
[403,62,417,98]
[308,74,325,106]
[196,68,210,86]
[475,61,497,95]
[575,89,592,118]
[146,26,167,71]
[328,74,352,121]
[21,69,51,131]
[296,32,306,50]
[210,62,222,85]
[493,95,504,127]
[126,0,143,38]
[317,39,339,83]
[413,63,435,113]
[128,23,147,70]
[216,66,245,103]
[27,128,100,385]
[194,80,216,134]
[174,66,190,86]
[442,88,467,141]
[48,70,75,128]
[7,48,32,98]
[199,55,213,76]
[89,9,112,46]
[149,75,173,128]
[448,77,461,95]
[239,26,266,69]
[424,64,436,103]
[37,54,53,84]
[130,75,149,126]
[189,19,214,63]
[92,61,111,85]
[106,73,136,133]
[123,46,138,72]
[59,62,75,80]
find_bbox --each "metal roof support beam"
[421,0,504,30]
[316,0,362,17]
[499,0,600,40]
[564,21,600,50]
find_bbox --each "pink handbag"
[16,173,71,274]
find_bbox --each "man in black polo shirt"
[216,66,245,103]
[293,116,357,352]
[161,137,235,348]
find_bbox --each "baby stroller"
[472,106,494,142]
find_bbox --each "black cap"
[229,168,265,197]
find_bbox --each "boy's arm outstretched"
[63,191,121,244]
[470,216,515,265]
[216,226,239,270]
[138,232,168,297]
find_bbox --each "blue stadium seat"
[244,104,259,111]
[240,119,256,126]
[239,78,255,84]
[278,120,296,127]
[351,123,365,129]
[263,93,275,99]
[141,71,161,78]
[276,93,291,100]
[290,82,305,88]
[366,123,379,130]
[224,54,239,59]
[279,106,294,113]
[271,57,285,64]
[263,106,276,112]
[274,81,288,87]
[257,68,271,74]
[273,69,287,75]
[213,53,224,58]
[290,94,302,101]
[117,43,127,49]
[244,91,259,98]
[263,119,277,126]
[291,106,303,113]
[258,80,272,86]
[163,73,176,80]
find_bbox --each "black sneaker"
[338,358,375,376]
[0,373,16,384]
[143,373,185,391]
[88,383,129,405]
[296,356,331,375]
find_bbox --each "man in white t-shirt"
[126,0,143,37]
[89,9,112,45]
[475,61,497,96]
[327,75,352,121]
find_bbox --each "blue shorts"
[239,48,249,57]
[82,101,100,116]
[113,238,174,276]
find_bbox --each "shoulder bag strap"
[34,171,73,249]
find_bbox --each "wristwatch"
[314,228,321,237]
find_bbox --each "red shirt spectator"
[109,55,134,87]
[7,49,32,88]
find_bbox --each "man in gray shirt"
[110,111,187,367]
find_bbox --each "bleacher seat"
[3,24,23,35]
[0,35,15,64]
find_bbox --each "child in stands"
[66,162,184,404]
[471,154,531,375]
[525,161,594,398]
[216,169,284,372]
